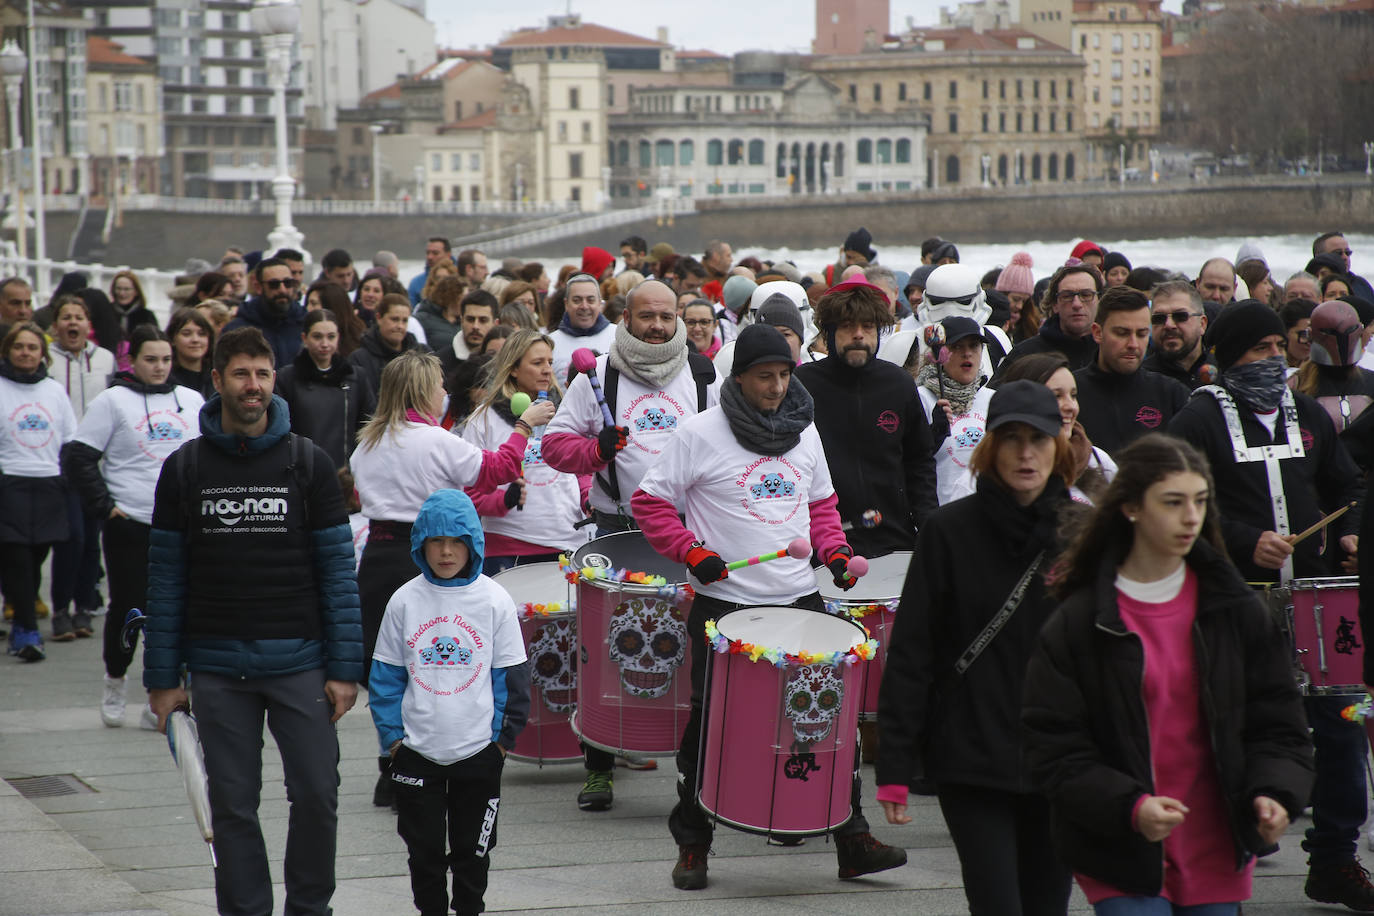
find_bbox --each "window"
[616,140,628,165]
[1049,111,1057,132]
[1033,80,1039,99]
[656,139,674,166]
[1049,153,1059,180]
[1112,33,1123,52]
[848,84,856,102]
[1016,112,1023,132]
[727,138,744,165]
[1132,86,1140,102]
[1143,111,1151,126]
[1067,112,1074,131]
[1092,112,1101,128]
[924,82,932,101]
[1050,81,1056,100]
[1067,80,1074,99]
[896,138,911,163]
[1033,112,1040,132]
[873,83,881,102]
[1132,32,1140,49]
[1144,33,1152,49]
[569,87,580,109]
[877,138,892,163]
[639,140,651,168]
[1144,86,1152,102]
[748,139,764,165]
[857,139,872,164]
[470,154,480,171]
[834,143,844,177]
[948,112,958,133]
[1032,153,1042,180]
[1111,60,1122,78]
[948,80,957,99]
[1132,60,1140,76]
[98,83,107,111]
[430,153,442,172]
[114,81,133,111]
[679,139,693,165]
[1111,86,1122,105]
[982,112,989,132]
[1093,60,1101,76]
[898,82,907,101]
[1065,153,1076,180]
[707,139,723,166]
[1093,87,1100,102]
[569,152,583,178]
[1092,33,1101,49]
[946,154,960,184]
[776,142,787,178]
[999,80,1006,99]
[1016,79,1023,99]
[983,79,989,99]
[451,153,462,171]
[999,112,1006,132]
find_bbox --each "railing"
[481,199,696,254]
[95,194,585,217]
[0,243,183,322]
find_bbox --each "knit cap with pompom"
[994,252,1035,297]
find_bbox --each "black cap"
[1103,251,1133,274]
[1306,252,1346,275]
[843,227,876,262]
[940,316,984,347]
[731,324,795,376]
[986,380,1063,438]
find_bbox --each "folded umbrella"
[167,708,216,867]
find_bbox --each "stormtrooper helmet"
[1309,299,1366,367]
[919,263,990,326]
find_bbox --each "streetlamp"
[1118,143,1125,188]
[251,0,306,256]
[981,153,991,189]
[1149,147,1161,184]
[1365,141,1373,178]
[368,123,383,206]
[24,0,45,284]
[0,40,26,263]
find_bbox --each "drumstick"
[571,348,616,428]
[726,538,810,571]
[1290,501,1356,547]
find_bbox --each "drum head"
[715,606,865,656]
[491,562,572,608]
[816,551,912,602]
[572,530,687,587]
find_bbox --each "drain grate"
[5,774,95,798]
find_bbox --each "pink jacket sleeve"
[631,489,697,563]
[464,483,513,519]
[473,430,529,491]
[876,784,908,806]
[808,492,851,562]
[542,431,607,475]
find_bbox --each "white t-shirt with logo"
[637,406,833,605]
[549,323,617,388]
[0,376,77,477]
[372,573,527,765]
[74,385,205,525]
[352,422,488,522]
[461,405,586,550]
[545,353,721,515]
[918,385,994,506]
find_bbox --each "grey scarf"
[916,363,986,416]
[719,375,814,456]
[608,319,689,389]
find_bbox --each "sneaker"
[139,704,159,731]
[8,626,45,662]
[615,754,658,771]
[35,598,49,619]
[671,844,710,890]
[50,610,75,642]
[577,770,614,811]
[101,676,127,727]
[1306,858,1374,911]
[72,611,94,638]
[835,832,908,880]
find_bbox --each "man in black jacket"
[997,263,1101,376]
[795,277,937,556]
[1073,286,1190,455]
[1141,280,1211,389]
[1167,302,1372,910]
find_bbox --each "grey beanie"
[756,293,805,340]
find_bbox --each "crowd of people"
[2,225,1373,916]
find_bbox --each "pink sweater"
[1077,566,1254,906]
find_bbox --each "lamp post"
[368,123,382,205]
[1118,143,1125,188]
[0,40,26,263]
[1365,141,1373,178]
[24,0,44,285]
[1149,147,1161,184]
[252,0,305,257]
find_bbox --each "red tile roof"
[87,35,149,68]
[497,22,666,49]
[677,48,727,60]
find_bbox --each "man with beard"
[619,235,647,274]
[1168,302,1371,911]
[795,277,937,556]
[1142,280,1211,389]
[999,263,1102,373]
[548,273,616,386]
[224,258,307,367]
[544,279,720,812]
[632,323,907,891]
[144,327,362,916]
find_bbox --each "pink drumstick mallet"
[726,537,810,571]
[571,348,616,428]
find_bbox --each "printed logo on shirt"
[1300,427,1315,452]
[621,391,689,455]
[136,408,195,460]
[735,455,805,524]
[1135,406,1163,429]
[9,402,55,449]
[199,485,291,532]
[876,410,900,434]
[521,435,560,489]
[405,614,486,697]
[418,636,474,666]
[948,413,987,468]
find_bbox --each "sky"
[427,0,1185,57]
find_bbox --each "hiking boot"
[373,756,395,808]
[8,626,45,662]
[577,770,613,811]
[1306,858,1374,911]
[101,676,127,727]
[671,844,709,890]
[836,832,908,880]
[72,611,94,638]
[35,598,49,619]
[51,610,76,642]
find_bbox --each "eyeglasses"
[1333,248,1354,257]
[684,318,715,328]
[1055,289,1098,304]
[265,278,299,290]
[1150,310,1196,326]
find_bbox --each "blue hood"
[199,393,292,455]
[410,489,484,587]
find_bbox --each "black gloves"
[596,425,629,463]
[685,545,729,584]
[503,481,523,510]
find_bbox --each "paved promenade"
[0,629,1350,915]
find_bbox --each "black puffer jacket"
[997,313,1097,377]
[1022,541,1313,896]
[1073,363,1190,455]
[346,326,427,401]
[275,350,377,469]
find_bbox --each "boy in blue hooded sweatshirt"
[370,488,530,916]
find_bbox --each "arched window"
[727,138,745,165]
[679,139,694,166]
[616,140,628,166]
[748,139,764,165]
[707,139,723,166]
[776,142,787,178]
[1065,153,1076,180]
[876,139,892,163]
[638,140,651,168]
[946,154,960,184]
[997,154,1008,183]
[895,138,911,163]
[655,139,674,167]
[607,141,615,165]
[857,139,873,164]
[1048,153,1059,180]
[834,143,845,177]
[1031,153,1042,180]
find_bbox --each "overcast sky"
[428,0,1184,56]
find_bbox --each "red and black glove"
[503,481,524,510]
[686,544,729,584]
[827,547,858,591]
[596,425,629,462]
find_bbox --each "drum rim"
[712,604,869,658]
[1289,575,1361,590]
[814,550,913,602]
[571,529,688,594]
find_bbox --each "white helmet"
[746,280,816,340]
[918,264,990,326]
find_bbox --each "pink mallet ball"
[570,348,597,373]
[786,537,811,560]
[847,555,870,578]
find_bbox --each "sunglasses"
[265,278,299,290]
[1055,289,1098,304]
[1150,310,1196,326]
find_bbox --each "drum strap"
[1197,385,1302,583]
[954,550,1045,676]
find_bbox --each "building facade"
[86,36,161,202]
[815,0,891,54]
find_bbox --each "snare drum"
[491,563,582,765]
[1290,576,1365,695]
[568,531,693,756]
[697,606,870,837]
[816,552,911,720]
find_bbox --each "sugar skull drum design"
[784,664,844,744]
[529,618,577,713]
[606,598,687,699]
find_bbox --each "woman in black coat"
[876,381,1078,916]
[346,294,426,398]
[276,309,376,469]
[1022,433,1313,914]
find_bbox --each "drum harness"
[1196,385,1303,585]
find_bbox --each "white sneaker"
[139,704,159,731]
[100,676,126,728]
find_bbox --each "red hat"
[1070,240,1104,261]
[581,246,615,280]
[826,276,888,296]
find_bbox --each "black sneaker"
[71,611,93,638]
[50,610,75,642]
[835,831,908,880]
[671,844,709,890]
[577,770,613,811]
[1306,858,1374,911]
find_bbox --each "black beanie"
[731,323,794,376]
[1103,251,1132,275]
[1205,300,1286,370]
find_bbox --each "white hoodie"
[50,342,115,420]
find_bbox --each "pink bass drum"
[569,531,694,756]
[1289,576,1366,695]
[490,563,582,764]
[698,606,869,837]
[816,551,911,720]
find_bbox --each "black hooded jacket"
[1073,362,1190,455]
[997,313,1097,378]
[345,325,427,400]
[275,349,377,469]
[794,352,937,555]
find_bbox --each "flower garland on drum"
[702,618,879,669]
[557,553,695,603]
[519,601,574,619]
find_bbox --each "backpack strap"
[176,438,202,528]
[287,433,314,528]
[594,365,623,505]
[686,352,716,413]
